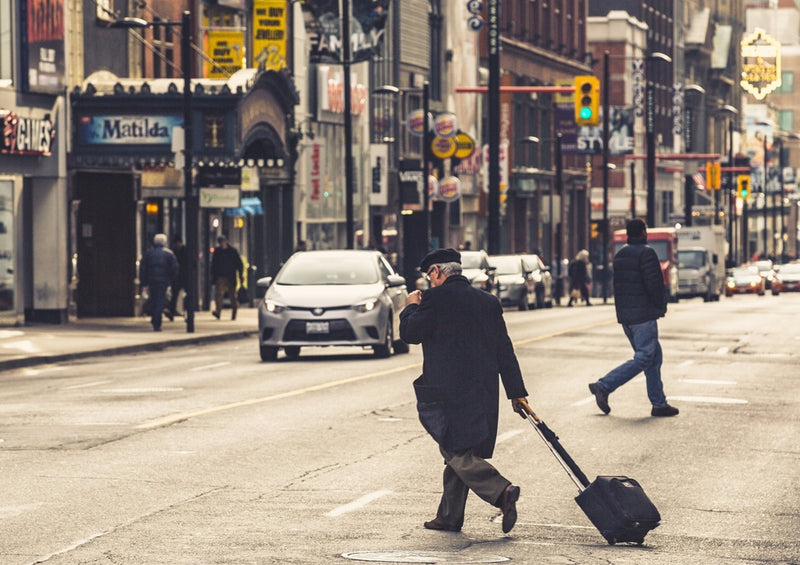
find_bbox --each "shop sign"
[434,113,457,138]
[205,30,245,78]
[317,65,367,117]
[200,187,240,208]
[1,110,55,156]
[22,0,66,94]
[301,0,389,63]
[431,136,456,160]
[252,0,287,70]
[437,176,461,202]
[454,132,476,160]
[369,143,388,206]
[309,140,326,201]
[741,28,781,100]
[77,115,181,145]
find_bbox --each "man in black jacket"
[139,233,179,331]
[400,248,529,534]
[588,219,679,417]
[211,235,244,320]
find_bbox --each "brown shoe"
[423,517,461,532]
[500,484,520,533]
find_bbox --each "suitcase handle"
[517,399,591,491]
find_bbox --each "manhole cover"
[342,550,509,563]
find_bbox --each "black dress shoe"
[212,311,220,319]
[423,517,461,532]
[588,382,610,414]
[651,404,679,417]
[501,484,520,533]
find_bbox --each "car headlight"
[353,298,378,313]
[265,300,286,314]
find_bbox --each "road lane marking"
[496,429,524,443]
[679,378,737,385]
[63,380,112,390]
[136,323,614,430]
[668,395,747,404]
[325,489,393,517]
[678,360,695,367]
[136,362,423,429]
[190,361,231,372]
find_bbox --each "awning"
[224,196,263,216]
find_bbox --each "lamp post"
[342,0,355,248]
[644,52,672,229]
[111,11,197,333]
[373,83,431,256]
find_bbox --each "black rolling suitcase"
[518,400,661,545]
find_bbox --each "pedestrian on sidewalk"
[211,235,244,320]
[567,249,592,306]
[588,219,679,417]
[400,248,530,534]
[139,233,179,332]
[168,235,187,319]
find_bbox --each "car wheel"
[260,344,278,362]
[284,346,301,360]
[373,321,393,358]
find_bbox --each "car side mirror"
[387,274,406,288]
[257,276,273,288]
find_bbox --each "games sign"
[741,28,781,101]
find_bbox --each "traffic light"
[574,76,600,126]
[737,175,751,199]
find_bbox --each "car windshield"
[615,241,668,261]
[731,266,759,278]
[491,256,522,275]
[460,252,483,269]
[678,251,706,269]
[779,263,800,274]
[276,254,379,285]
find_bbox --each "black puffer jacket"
[612,235,667,325]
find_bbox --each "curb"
[0,330,256,371]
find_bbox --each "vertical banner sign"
[309,141,326,202]
[252,0,287,70]
[205,30,244,78]
[369,144,388,206]
[22,0,66,93]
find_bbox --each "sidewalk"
[0,308,258,371]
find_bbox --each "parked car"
[256,250,410,361]
[725,265,765,297]
[489,254,537,310]
[460,250,498,297]
[520,254,554,308]
[770,262,800,294]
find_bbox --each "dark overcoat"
[399,274,527,457]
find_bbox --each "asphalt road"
[0,293,798,564]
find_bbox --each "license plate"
[306,321,330,334]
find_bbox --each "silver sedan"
[256,250,410,361]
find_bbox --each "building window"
[778,110,794,133]
[776,71,793,94]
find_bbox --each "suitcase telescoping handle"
[517,399,591,492]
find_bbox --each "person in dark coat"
[567,249,592,306]
[211,235,244,320]
[588,219,679,417]
[400,248,529,534]
[139,233,179,331]
[168,235,187,319]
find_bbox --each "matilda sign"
[741,28,781,100]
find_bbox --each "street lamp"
[716,105,738,265]
[373,83,431,272]
[644,51,672,229]
[111,11,197,333]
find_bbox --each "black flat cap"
[419,248,461,272]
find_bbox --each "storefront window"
[0,180,14,312]
[0,0,12,86]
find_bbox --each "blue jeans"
[597,319,668,407]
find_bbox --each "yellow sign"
[740,28,781,100]
[204,30,244,78]
[705,161,721,190]
[431,137,457,160]
[453,132,476,160]
[252,0,287,70]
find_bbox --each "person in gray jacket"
[588,219,679,417]
[139,233,179,331]
[400,248,529,534]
